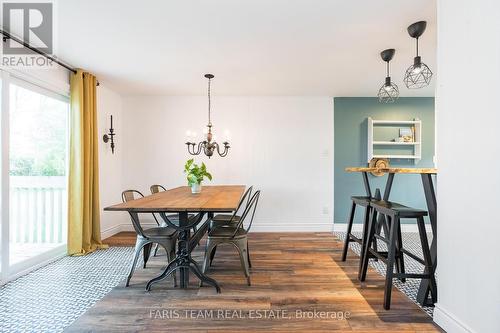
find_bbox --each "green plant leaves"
[184,158,194,173]
[184,159,213,185]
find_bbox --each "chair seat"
[211,214,240,228]
[212,214,240,222]
[351,196,371,207]
[370,200,428,218]
[143,226,177,238]
[208,226,247,239]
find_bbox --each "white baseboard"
[101,224,126,240]
[103,221,432,240]
[332,223,432,233]
[101,220,334,239]
[433,303,474,333]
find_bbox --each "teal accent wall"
[334,97,435,224]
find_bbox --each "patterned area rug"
[0,247,135,333]
[0,233,433,332]
[334,231,434,317]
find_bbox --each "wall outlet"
[322,206,329,215]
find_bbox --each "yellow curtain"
[68,69,107,255]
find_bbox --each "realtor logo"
[2,2,53,54]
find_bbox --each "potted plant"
[184,159,212,194]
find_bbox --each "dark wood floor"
[66,232,441,332]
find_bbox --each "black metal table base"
[145,212,221,293]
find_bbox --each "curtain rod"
[0,29,100,85]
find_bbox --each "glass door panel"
[9,82,69,266]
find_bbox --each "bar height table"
[345,167,437,306]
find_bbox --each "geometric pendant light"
[403,21,433,89]
[378,48,399,103]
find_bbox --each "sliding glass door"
[0,72,69,282]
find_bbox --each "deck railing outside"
[10,176,67,244]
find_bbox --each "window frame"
[0,70,70,284]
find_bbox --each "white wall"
[97,85,127,238]
[120,96,334,232]
[434,0,500,332]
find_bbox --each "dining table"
[345,167,437,306]
[104,185,246,292]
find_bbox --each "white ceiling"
[57,0,436,96]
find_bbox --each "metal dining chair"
[207,186,254,266]
[210,186,253,229]
[150,184,199,247]
[150,184,167,193]
[202,190,261,286]
[122,190,178,287]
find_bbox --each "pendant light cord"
[416,37,419,57]
[386,61,390,77]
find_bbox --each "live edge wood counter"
[104,185,246,291]
[345,167,437,174]
[345,167,437,307]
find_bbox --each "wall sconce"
[103,115,116,154]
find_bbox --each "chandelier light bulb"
[223,129,231,141]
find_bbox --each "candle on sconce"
[103,114,116,154]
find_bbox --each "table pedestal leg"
[146,211,221,293]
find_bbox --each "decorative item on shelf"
[102,115,116,154]
[185,74,230,158]
[399,127,414,142]
[403,21,433,89]
[184,158,212,194]
[369,158,390,177]
[378,48,399,103]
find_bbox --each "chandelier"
[378,48,399,103]
[185,74,230,158]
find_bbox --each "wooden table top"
[345,167,437,174]
[104,185,246,213]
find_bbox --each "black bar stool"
[342,188,385,274]
[341,196,372,262]
[359,199,437,310]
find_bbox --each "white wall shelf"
[373,141,421,145]
[368,117,422,164]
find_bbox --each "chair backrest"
[244,185,254,207]
[121,189,160,236]
[150,184,167,194]
[149,185,170,226]
[227,186,253,223]
[233,190,261,237]
[122,189,144,202]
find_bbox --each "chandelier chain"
[208,77,211,125]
